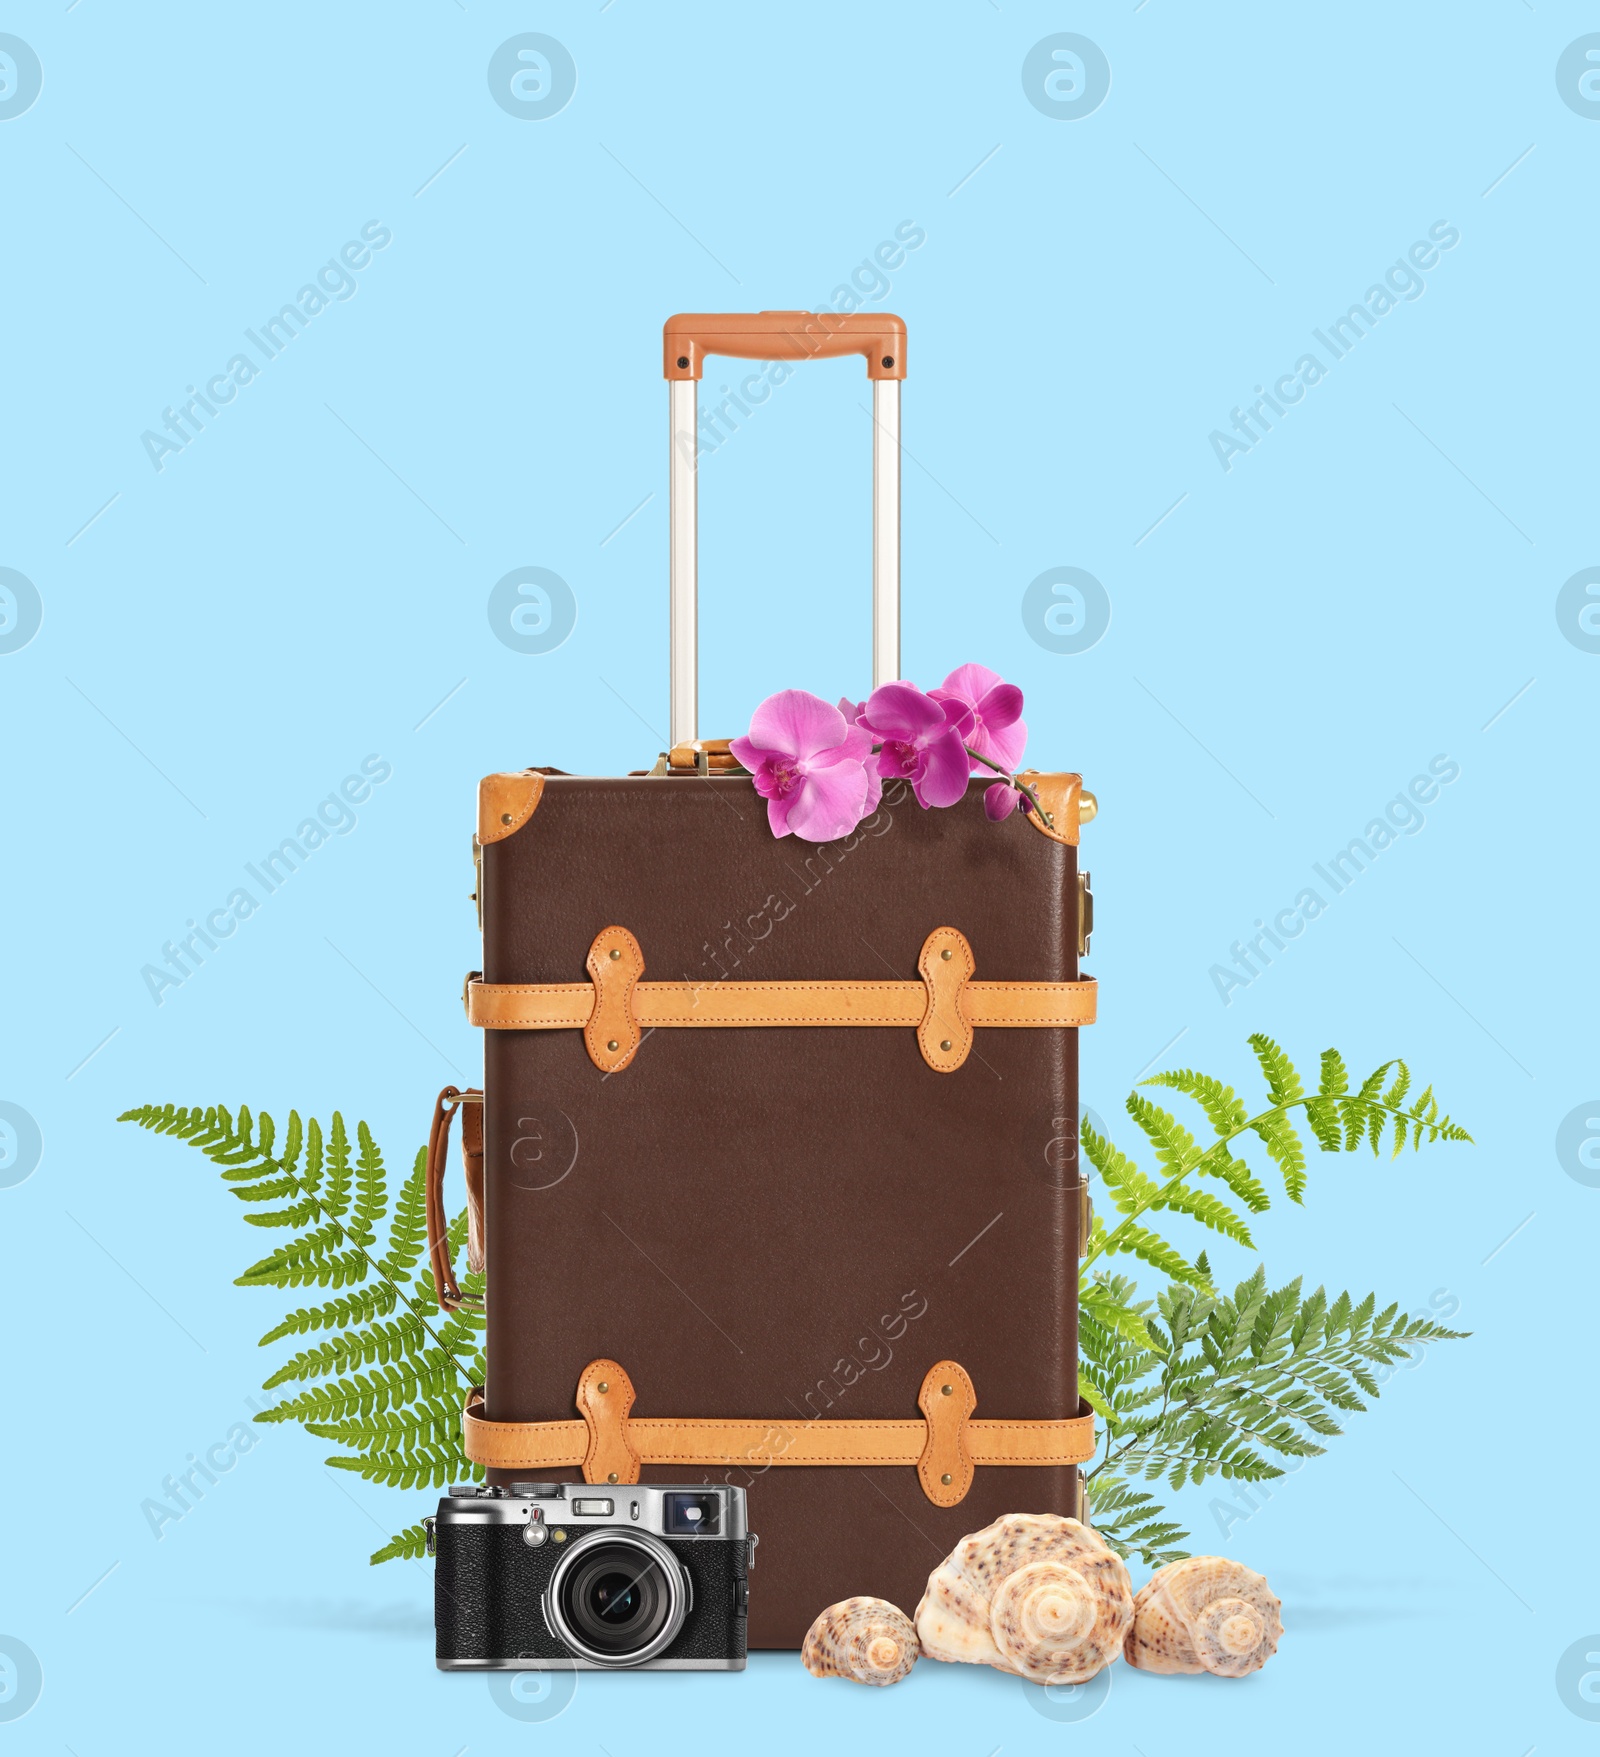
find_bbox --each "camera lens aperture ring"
[542,1529,688,1667]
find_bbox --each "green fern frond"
[1081,1125,1166,1216]
[224,1174,303,1206]
[371,1522,434,1565]
[1083,1475,1190,1566]
[119,1103,220,1141]
[1143,1069,1249,1140]
[1100,1221,1211,1286]
[328,1440,471,1492]
[122,1036,1471,1575]
[309,1393,464,1454]
[1080,1276,1156,1351]
[350,1121,387,1248]
[1099,1040,1469,1278]
[258,1355,464,1427]
[1305,1050,1348,1150]
[259,1282,401,1345]
[1150,1181,1254,1248]
[242,1197,324,1231]
[1250,1110,1308,1204]
[262,1307,435,1389]
[301,1116,325,1201]
[235,1228,368,1290]
[1086,1114,1251,1243]
[1125,1092,1205,1181]
[1243,1036,1309,1201]
[1087,1266,1469,1497]
[379,1150,430,1281]
[322,1114,354,1224]
[1202,1147,1272,1214]
[1247,1034,1304,1109]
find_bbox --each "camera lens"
[586,1568,644,1625]
[548,1535,684,1664]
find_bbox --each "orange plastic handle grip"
[664,310,906,381]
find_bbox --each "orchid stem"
[962,745,1052,827]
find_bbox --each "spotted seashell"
[1124,1556,1283,1677]
[914,1512,1134,1685]
[801,1596,919,1685]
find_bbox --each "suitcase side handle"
[664,310,904,748]
[426,1086,484,1312]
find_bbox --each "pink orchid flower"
[859,681,975,810]
[931,663,1028,775]
[836,699,884,818]
[730,690,878,841]
[984,780,1023,821]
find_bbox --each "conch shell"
[801,1596,919,1685]
[1124,1556,1282,1677]
[914,1513,1134,1685]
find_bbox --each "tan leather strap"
[463,1358,1095,1506]
[465,978,1098,1031]
[467,979,935,1030]
[466,926,1096,1073]
[426,1086,484,1313]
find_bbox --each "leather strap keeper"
[463,1357,1095,1506]
[465,925,1096,1074]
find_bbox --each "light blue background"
[2,3,1595,1752]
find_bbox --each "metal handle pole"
[871,378,901,688]
[668,370,901,747]
[668,378,698,749]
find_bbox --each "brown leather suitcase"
[426,312,1099,1650]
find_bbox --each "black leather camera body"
[430,1482,752,1670]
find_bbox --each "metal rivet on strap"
[609,947,621,960]
[607,1039,619,1052]
[941,1383,953,1396]
[940,1039,952,1052]
[607,1471,619,1484]
[940,1472,952,1485]
[500,812,513,825]
[940,947,952,960]
[597,1381,609,1394]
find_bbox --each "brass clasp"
[651,738,744,776]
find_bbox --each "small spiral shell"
[1124,1556,1283,1677]
[914,1513,1133,1686]
[801,1597,920,1685]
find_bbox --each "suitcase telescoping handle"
[662,311,906,749]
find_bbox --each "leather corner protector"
[576,1358,640,1485]
[1020,772,1082,847]
[585,927,645,1073]
[917,927,975,1073]
[917,1360,978,1507]
[479,771,546,844]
